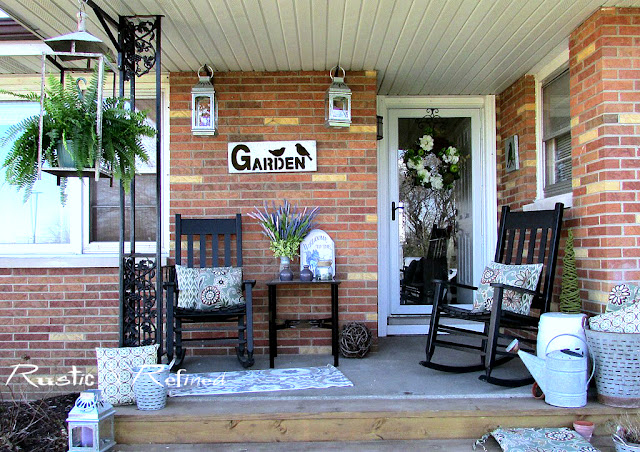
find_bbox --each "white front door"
[377,97,497,335]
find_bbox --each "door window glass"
[397,117,470,306]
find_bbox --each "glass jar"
[315,260,333,280]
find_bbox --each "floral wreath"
[402,134,461,190]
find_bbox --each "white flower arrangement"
[402,134,462,190]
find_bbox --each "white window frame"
[525,43,573,211]
[0,76,170,267]
[82,91,169,256]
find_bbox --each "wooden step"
[114,396,636,444]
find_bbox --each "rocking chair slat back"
[175,214,243,268]
[495,204,563,312]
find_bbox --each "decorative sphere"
[339,322,372,358]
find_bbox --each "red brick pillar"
[570,7,640,312]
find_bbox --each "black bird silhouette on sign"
[295,143,312,161]
[268,147,286,157]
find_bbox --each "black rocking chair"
[165,214,255,368]
[421,203,564,387]
[400,225,449,305]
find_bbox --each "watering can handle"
[544,333,596,384]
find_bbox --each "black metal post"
[117,16,127,347]
[155,16,163,355]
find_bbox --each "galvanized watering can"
[517,333,594,408]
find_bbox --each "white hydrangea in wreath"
[403,134,462,190]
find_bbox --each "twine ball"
[339,322,372,358]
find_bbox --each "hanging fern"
[1,72,155,202]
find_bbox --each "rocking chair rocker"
[165,214,255,368]
[420,203,564,387]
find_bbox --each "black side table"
[266,279,341,368]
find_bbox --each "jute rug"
[167,364,353,397]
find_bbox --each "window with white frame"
[542,70,571,197]
[0,94,164,260]
[87,98,158,246]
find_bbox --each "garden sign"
[228,140,317,174]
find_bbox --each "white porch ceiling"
[0,0,639,95]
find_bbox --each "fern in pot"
[1,72,155,201]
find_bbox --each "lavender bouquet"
[248,200,319,259]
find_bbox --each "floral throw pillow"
[475,427,598,452]
[96,344,159,406]
[175,265,245,311]
[589,301,640,333]
[472,262,543,315]
[606,282,640,312]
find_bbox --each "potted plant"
[248,200,319,280]
[1,72,155,201]
[611,413,640,451]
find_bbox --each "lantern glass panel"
[195,95,212,127]
[330,96,349,120]
[71,425,94,447]
[99,418,114,448]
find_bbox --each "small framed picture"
[505,135,519,173]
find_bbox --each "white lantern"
[67,390,116,452]
[191,64,218,135]
[325,66,352,128]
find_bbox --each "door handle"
[391,201,404,221]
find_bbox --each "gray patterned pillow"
[472,261,543,315]
[589,301,640,333]
[175,265,245,311]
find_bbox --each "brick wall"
[570,7,640,312]
[0,267,119,397]
[496,75,538,210]
[168,70,379,357]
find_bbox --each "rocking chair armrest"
[490,282,538,297]
[433,279,478,291]
[243,279,257,288]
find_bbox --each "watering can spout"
[517,349,547,393]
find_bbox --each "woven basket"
[584,328,640,408]
[132,364,171,411]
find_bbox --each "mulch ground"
[0,392,79,452]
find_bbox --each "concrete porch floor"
[169,335,532,400]
[112,336,627,450]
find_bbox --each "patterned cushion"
[175,265,245,311]
[478,427,598,452]
[472,262,543,315]
[96,344,159,406]
[606,282,640,312]
[589,301,640,333]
